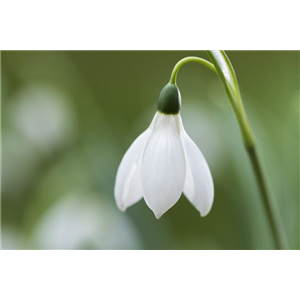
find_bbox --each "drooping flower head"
[114,83,214,218]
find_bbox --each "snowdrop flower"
[114,83,214,219]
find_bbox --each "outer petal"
[180,119,214,217]
[114,113,160,211]
[142,113,186,219]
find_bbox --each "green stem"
[247,147,289,249]
[170,52,289,250]
[169,56,217,84]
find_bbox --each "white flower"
[115,83,214,219]
[114,111,214,219]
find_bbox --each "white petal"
[142,113,186,219]
[114,113,161,211]
[180,120,214,217]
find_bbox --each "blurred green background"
[1,51,299,249]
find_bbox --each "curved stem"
[169,56,217,84]
[170,52,289,249]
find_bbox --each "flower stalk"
[170,51,289,250]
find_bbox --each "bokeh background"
[1,51,299,249]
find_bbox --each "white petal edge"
[142,113,186,219]
[114,112,161,211]
[180,118,214,217]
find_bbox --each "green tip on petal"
[157,83,181,114]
